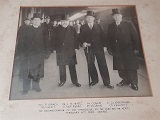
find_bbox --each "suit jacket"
[55,25,78,66]
[107,20,140,70]
[79,23,107,51]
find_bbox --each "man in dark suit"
[79,11,114,88]
[107,9,140,91]
[18,13,50,94]
[16,18,31,56]
[41,16,52,54]
[54,15,81,87]
[50,20,58,53]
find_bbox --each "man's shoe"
[116,80,127,86]
[105,84,114,89]
[32,87,41,92]
[22,90,28,95]
[73,82,81,87]
[58,82,65,87]
[131,84,138,91]
[89,82,98,86]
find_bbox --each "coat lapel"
[63,26,71,44]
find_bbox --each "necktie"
[116,22,120,26]
[89,24,93,29]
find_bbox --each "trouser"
[59,65,78,83]
[84,49,110,85]
[23,77,40,92]
[28,54,44,80]
[118,70,138,85]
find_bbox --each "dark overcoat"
[41,22,52,50]
[18,25,49,79]
[50,25,58,50]
[78,23,107,52]
[54,25,78,66]
[107,20,140,70]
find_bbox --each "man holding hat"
[79,11,114,88]
[54,15,81,87]
[19,13,50,94]
[107,9,140,90]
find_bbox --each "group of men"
[17,9,140,94]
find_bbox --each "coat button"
[116,40,118,42]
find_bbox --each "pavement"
[9,48,152,100]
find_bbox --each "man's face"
[46,18,50,24]
[69,21,73,26]
[57,21,61,25]
[53,21,57,25]
[113,14,122,22]
[81,21,84,24]
[24,20,30,25]
[85,16,95,23]
[32,18,41,27]
[76,20,79,24]
[61,20,69,28]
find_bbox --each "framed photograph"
[0,0,160,120]
[10,5,152,100]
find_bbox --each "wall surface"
[0,0,160,120]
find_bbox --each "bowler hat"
[111,9,121,15]
[31,13,42,20]
[24,18,30,21]
[86,11,95,17]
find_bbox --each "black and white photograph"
[9,6,152,100]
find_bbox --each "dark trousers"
[118,70,138,85]
[23,78,40,92]
[84,49,110,85]
[59,65,78,83]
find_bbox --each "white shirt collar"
[33,25,39,28]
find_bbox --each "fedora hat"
[86,11,95,17]
[111,9,121,15]
[24,18,30,21]
[31,13,42,20]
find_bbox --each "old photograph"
[9,5,152,100]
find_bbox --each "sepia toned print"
[9,6,152,100]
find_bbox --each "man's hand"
[82,42,91,48]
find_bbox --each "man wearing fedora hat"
[107,9,140,90]
[17,18,31,41]
[79,11,114,88]
[53,15,81,87]
[16,18,31,53]
[18,13,50,94]
[42,16,52,55]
